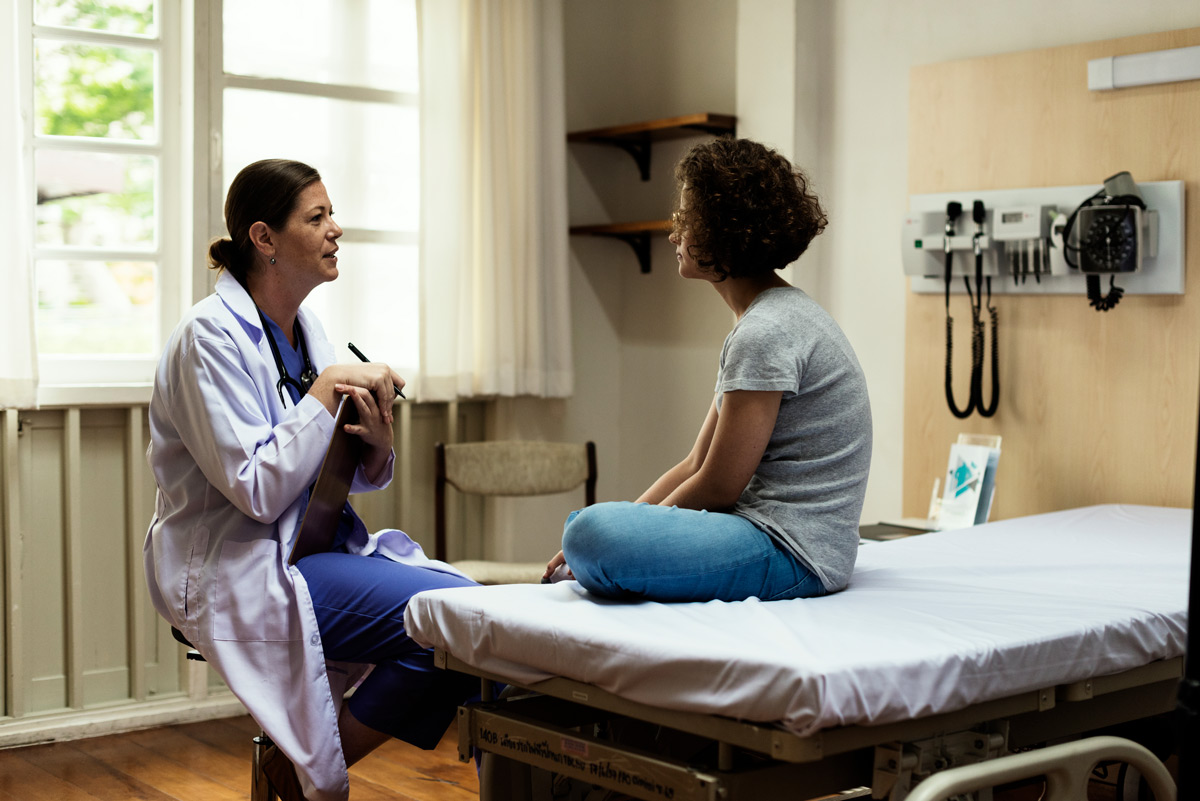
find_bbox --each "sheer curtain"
[416,0,572,401]
[0,7,38,409]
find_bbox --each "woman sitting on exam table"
[545,138,872,602]
[143,159,479,801]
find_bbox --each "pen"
[347,342,406,399]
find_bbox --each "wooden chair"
[434,440,597,584]
[171,626,275,801]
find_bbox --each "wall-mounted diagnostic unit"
[901,173,1185,418]
[902,175,1184,303]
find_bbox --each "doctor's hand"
[336,384,393,484]
[311,363,405,424]
[543,550,574,583]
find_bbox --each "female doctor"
[143,159,478,801]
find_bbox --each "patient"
[545,137,872,602]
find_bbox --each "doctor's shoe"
[261,743,306,801]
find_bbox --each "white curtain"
[0,6,38,409]
[416,0,572,401]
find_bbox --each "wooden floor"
[0,714,1179,801]
[0,715,478,801]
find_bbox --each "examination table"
[405,504,1187,800]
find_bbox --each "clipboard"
[288,397,364,565]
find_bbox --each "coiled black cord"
[944,224,1000,419]
[978,278,999,418]
[944,236,975,418]
[945,314,975,419]
[1086,274,1125,311]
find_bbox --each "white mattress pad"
[405,505,1190,735]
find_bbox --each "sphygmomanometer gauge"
[1079,206,1140,274]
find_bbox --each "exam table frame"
[439,649,1182,801]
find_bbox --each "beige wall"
[902,28,1200,519]
[565,0,739,512]
[488,0,738,562]
[494,0,1200,563]
[7,0,1200,743]
[823,0,1200,525]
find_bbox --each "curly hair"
[671,138,826,281]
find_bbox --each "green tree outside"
[34,0,158,355]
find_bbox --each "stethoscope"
[256,306,318,407]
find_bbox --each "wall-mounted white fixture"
[902,180,1184,297]
[1088,44,1200,91]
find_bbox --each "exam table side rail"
[901,735,1175,801]
[437,649,1183,764]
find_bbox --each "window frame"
[211,0,421,376]
[26,0,188,407]
[26,0,421,406]
[216,73,420,250]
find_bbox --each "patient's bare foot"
[261,744,306,801]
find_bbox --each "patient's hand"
[543,550,574,583]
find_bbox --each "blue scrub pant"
[296,551,480,749]
[561,502,827,602]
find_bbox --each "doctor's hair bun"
[671,137,826,281]
[207,237,240,274]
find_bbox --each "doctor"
[143,159,478,801]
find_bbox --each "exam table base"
[439,651,1180,801]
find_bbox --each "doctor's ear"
[248,221,276,262]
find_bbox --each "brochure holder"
[935,434,1001,530]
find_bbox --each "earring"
[270,257,276,265]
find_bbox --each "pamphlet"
[936,442,1000,530]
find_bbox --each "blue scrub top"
[262,311,357,553]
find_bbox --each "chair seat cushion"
[451,560,546,585]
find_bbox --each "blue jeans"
[561,501,826,602]
[296,551,481,749]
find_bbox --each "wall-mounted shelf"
[569,220,672,274]
[568,113,734,273]
[567,113,736,181]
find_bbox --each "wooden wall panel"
[22,417,67,713]
[2,411,18,718]
[0,399,487,743]
[904,27,1200,519]
[79,410,132,707]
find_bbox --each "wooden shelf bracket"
[569,221,671,273]
[594,136,653,181]
[566,115,735,271]
[594,230,653,273]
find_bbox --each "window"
[27,0,184,393]
[17,0,421,403]
[217,0,421,375]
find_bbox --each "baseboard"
[0,692,247,749]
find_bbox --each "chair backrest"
[434,440,596,562]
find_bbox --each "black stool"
[171,627,276,801]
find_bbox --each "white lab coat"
[143,271,450,801]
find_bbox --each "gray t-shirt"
[716,286,872,592]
